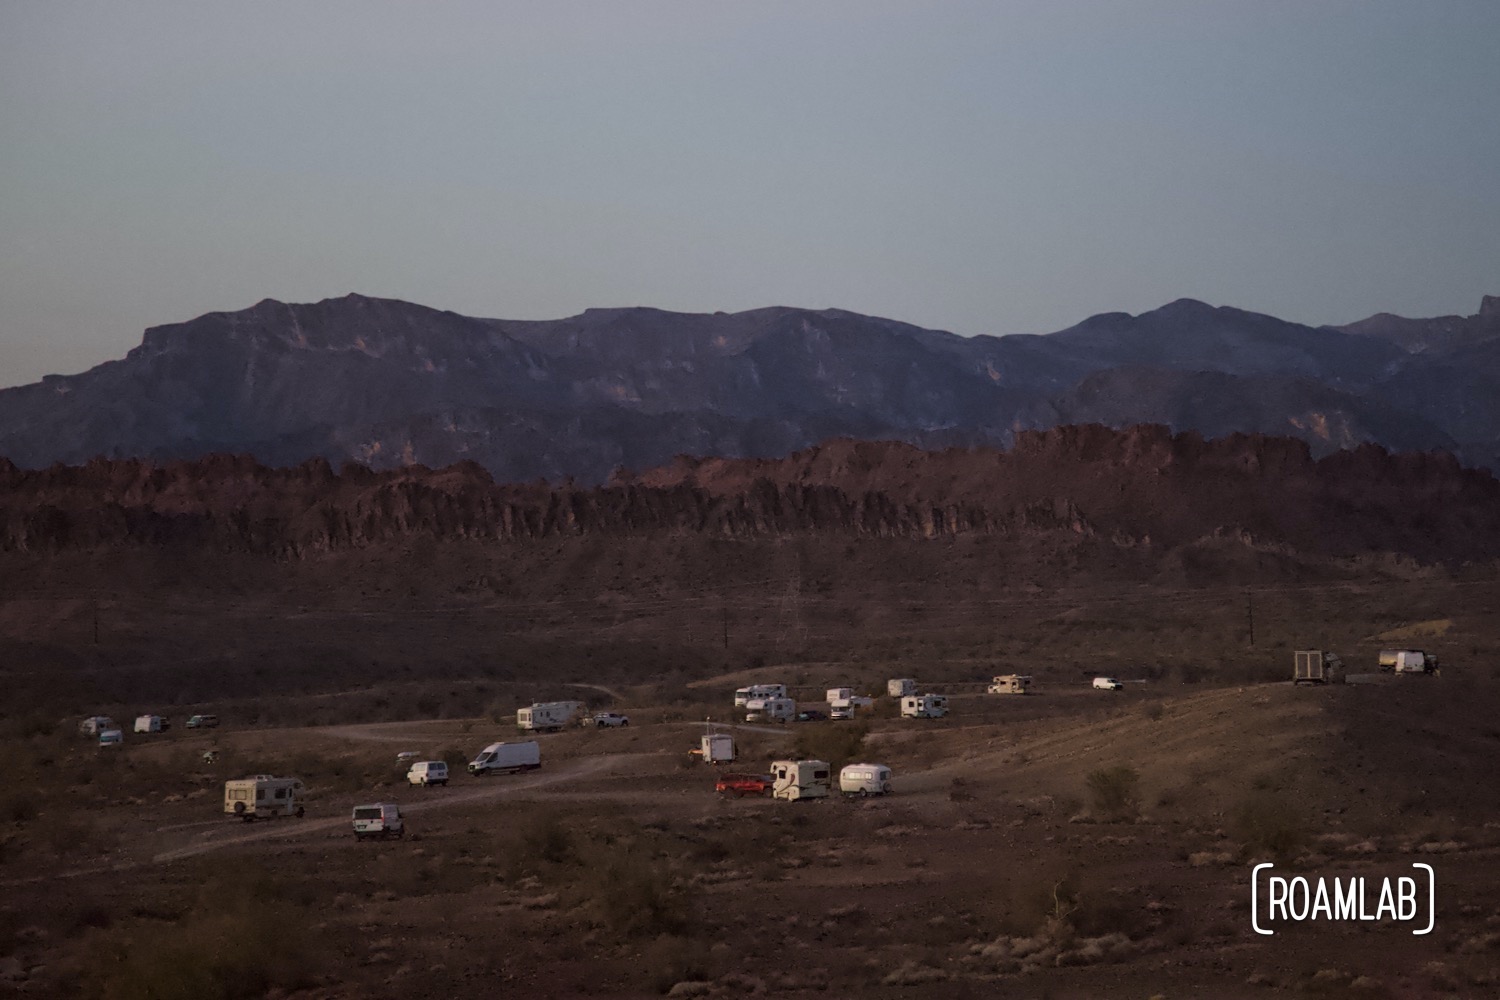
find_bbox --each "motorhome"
[516,701,585,733]
[1379,649,1439,675]
[699,733,735,764]
[745,696,796,724]
[988,675,1032,695]
[887,678,918,698]
[771,759,831,801]
[468,740,541,776]
[133,714,167,734]
[734,683,787,708]
[839,763,893,796]
[826,687,854,707]
[900,694,948,719]
[223,775,305,820]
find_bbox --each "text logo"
[1250,863,1435,936]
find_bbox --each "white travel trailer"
[1379,649,1439,675]
[734,683,787,707]
[224,775,305,820]
[900,694,948,719]
[887,678,918,698]
[988,675,1032,695]
[700,733,735,764]
[839,763,893,797]
[133,714,166,733]
[468,740,541,776]
[771,759,831,801]
[745,696,796,724]
[79,716,116,737]
[516,701,585,733]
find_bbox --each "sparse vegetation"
[1085,765,1141,822]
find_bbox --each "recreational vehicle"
[771,759,831,801]
[900,694,948,719]
[699,733,735,764]
[734,683,787,707]
[78,716,116,737]
[133,714,167,733]
[745,696,796,724]
[516,701,585,732]
[839,763,893,796]
[1379,649,1439,675]
[468,740,541,775]
[988,674,1032,695]
[224,775,305,820]
[887,678,918,698]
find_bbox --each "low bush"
[1085,765,1140,822]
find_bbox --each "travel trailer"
[745,696,796,724]
[78,716,116,737]
[887,678,918,698]
[223,775,305,820]
[900,694,948,719]
[351,803,404,840]
[468,740,541,775]
[734,683,787,707]
[839,763,893,796]
[516,701,585,732]
[988,675,1032,695]
[1292,651,1341,686]
[1379,649,1439,675]
[133,714,167,734]
[699,733,735,764]
[771,759,831,801]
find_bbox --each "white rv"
[516,701,585,732]
[734,683,787,708]
[224,775,305,820]
[133,714,167,734]
[887,678,918,698]
[79,716,116,737]
[468,740,541,776]
[839,763,893,796]
[900,694,948,719]
[745,696,796,724]
[700,733,735,764]
[771,759,831,801]
[1379,649,1439,675]
[988,675,1032,695]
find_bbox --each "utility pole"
[722,603,729,651]
[1246,590,1255,647]
[93,600,99,645]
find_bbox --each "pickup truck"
[715,773,774,797]
[591,712,630,728]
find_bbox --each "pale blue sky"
[2,1,1498,387]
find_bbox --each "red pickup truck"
[715,773,774,797]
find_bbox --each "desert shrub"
[587,845,686,938]
[519,810,575,867]
[1234,792,1307,863]
[1085,766,1140,822]
[792,721,869,769]
[440,746,470,771]
[640,933,716,993]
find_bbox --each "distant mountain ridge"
[2,293,1497,482]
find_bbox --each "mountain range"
[2,293,1497,482]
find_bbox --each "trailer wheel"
[233,801,246,817]
[295,806,305,818]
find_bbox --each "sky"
[2,1,1498,388]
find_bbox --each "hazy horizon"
[3,1,1498,389]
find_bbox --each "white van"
[839,763,893,797]
[1092,677,1124,691]
[352,803,404,840]
[468,740,541,776]
[98,729,124,747]
[771,759,831,801]
[407,760,449,786]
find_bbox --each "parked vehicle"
[1092,677,1124,691]
[1293,651,1342,686]
[715,773,774,797]
[396,750,419,761]
[224,775,305,820]
[517,701,585,733]
[98,729,124,747]
[745,696,796,724]
[795,710,828,723]
[133,714,168,734]
[1379,649,1439,675]
[352,803,404,840]
[185,714,219,729]
[79,716,116,737]
[734,683,787,707]
[591,712,630,728]
[887,678,918,698]
[900,694,948,719]
[771,759,831,801]
[839,763,893,797]
[829,706,855,720]
[988,674,1032,695]
[698,733,735,764]
[407,760,449,786]
[468,740,541,776]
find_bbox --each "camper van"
[352,803,404,841]
[839,763,893,797]
[771,759,831,801]
[734,684,787,708]
[223,775,305,820]
[516,701,585,733]
[887,678,918,698]
[988,675,1032,695]
[79,716,116,738]
[745,696,796,724]
[699,733,735,764]
[900,694,948,719]
[133,714,168,734]
[468,740,541,776]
